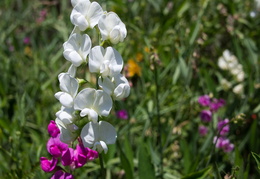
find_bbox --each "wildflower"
[98,74,130,100]
[233,83,243,95]
[74,88,113,123]
[217,119,230,136]
[47,134,68,158]
[80,121,117,153]
[23,37,30,44]
[126,59,141,77]
[89,46,123,77]
[198,126,208,136]
[63,33,92,67]
[37,9,47,23]
[70,0,103,31]
[220,78,232,90]
[116,110,128,120]
[98,12,127,44]
[136,52,143,62]
[209,98,225,112]
[198,95,211,106]
[55,73,79,109]
[40,157,58,172]
[24,46,32,56]
[200,110,212,122]
[48,120,60,137]
[213,137,234,153]
[51,170,74,179]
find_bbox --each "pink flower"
[23,37,30,45]
[51,170,74,179]
[116,110,128,120]
[198,95,211,106]
[61,148,74,166]
[47,134,68,158]
[209,98,225,112]
[200,110,212,122]
[213,137,234,152]
[40,157,58,172]
[48,120,60,137]
[217,119,229,136]
[199,126,208,136]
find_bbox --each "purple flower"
[198,95,211,106]
[86,148,99,161]
[47,134,68,158]
[23,37,30,45]
[213,137,234,152]
[200,110,212,122]
[61,148,74,166]
[209,98,225,112]
[199,126,208,136]
[217,119,229,136]
[51,170,74,179]
[48,120,60,137]
[40,157,58,172]
[116,110,128,120]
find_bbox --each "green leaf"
[138,142,156,179]
[118,142,134,179]
[181,166,212,179]
[252,152,260,170]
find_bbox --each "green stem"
[99,153,106,179]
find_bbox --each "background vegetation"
[0,0,260,178]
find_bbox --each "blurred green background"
[0,0,260,178]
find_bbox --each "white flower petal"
[87,2,103,28]
[81,122,99,148]
[58,93,74,108]
[58,73,79,97]
[74,88,96,110]
[94,141,108,153]
[99,121,117,145]
[98,76,114,95]
[105,47,123,76]
[56,118,78,144]
[89,46,105,73]
[93,90,112,116]
[68,64,77,77]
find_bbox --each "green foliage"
[0,0,260,178]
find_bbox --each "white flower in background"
[218,56,229,70]
[233,83,244,95]
[98,74,130,100]
[55,73,79,108]
[63,33,91,67]
[56,107,78,144]
[80,121,117,153]
[70,1,103,31]
[98,12,127,44]
[236,71,245,82]
[220,78,232,91]
[74,88,112,123]
[89,46,123,77]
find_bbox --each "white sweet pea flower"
[63,33,91,67]
[70,1,103,31]
[55,73,79,108]
[233,83,244,95]
[68,64,77,78]
[98,12,127,44]
[55,107,78,144]
[74,88,112,123]
[98,74,130,100]
[218,57,228,70]
[71,0,85,7]
[89,46,123,77]
[80,121,117,153]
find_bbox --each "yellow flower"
[136,52,143,62]
[127,59,141,77]
[24,46,32,57]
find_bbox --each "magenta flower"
[198,95,211,106]
[47,134,68,158]
[61,148,74,166]
[23,37,30,45]
[210,98,225,112]
[51,170,74,179]
[213,137,234,152]
[199,126,208,136]
[200,110,212,122]
[217,119,229,136]
[86,148,99,161]
[40,157,58,172]
[48,120,60,137]
[116,109,128,120]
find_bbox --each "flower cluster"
[197,95,234,153]
[41,0,130,177]
[218,50,245,96]
[40,121,98,177]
